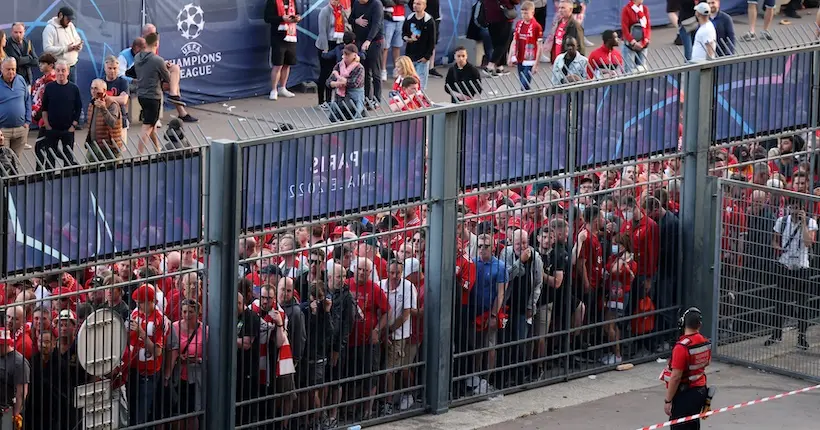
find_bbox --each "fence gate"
[714,178,820,382]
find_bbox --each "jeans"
[679,26,694,61]
[68,64,78,84]
[328,87,365,122]
[128,371,160,426]
[621,44,647,73]
[35,129,77,170]
[362,39,383,103]
[518,65,533,90]
[413,60,430,90]
[480,27,494,65]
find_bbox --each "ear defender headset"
[679,307,703,329]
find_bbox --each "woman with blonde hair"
[392,55,420,94]
[0,32,6,61]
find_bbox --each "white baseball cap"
[694,2,710,15]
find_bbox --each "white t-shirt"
[774,215,818,269]
[379,279,418,340]
[692,21,717,61]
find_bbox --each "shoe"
[742,32,756,41]
[279,87,296,98]
[380,403,394,416]
[318,102,330,111]
[600,353,623,365]
[179,114,198,123]
[496,67,511,76]
[482,67,497,77]
[584,37,594,47]
[429,68,443,78]
[380,69,388,81]
[784,10,800,19]
[764,336,782,346]
[24,144,32,150]
[269,90,278,100]
[760,30,773,41]
[674,35,683,46]
[167,95,187,106]
[155,120,162,128]
[540,54,550,63]
[399,394,414,411]
[798,336,810,350]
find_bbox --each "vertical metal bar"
[426,111,460,413]
[681,67,718,337]
[809,50,820,187]
[564,91,579,378]
[205,139,240,429]
[711,182,725,344]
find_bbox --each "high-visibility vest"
[660,334,711,387]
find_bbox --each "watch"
[664,399,672,404]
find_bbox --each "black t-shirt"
[236,309,261,390]
[0,351,29,408]
[539,243,570,306]
[56,341,90,405]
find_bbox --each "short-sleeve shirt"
[380,279,418,340]
[692,21,717,61]
[576,227,604,290]
[774,215,819,269]
[513,19,543,66]
[105,77,130,128]
[236,309,261,383]
[472,257,508,315]
[346,279,391,346]
[0,351,30,408]
[127,308,166,375]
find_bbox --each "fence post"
[205,139,240,429]
[680,68,719,338]
[425,111,461,414]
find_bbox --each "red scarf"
[277,0,298,42]
[384,4,406,22]
[332,5,346,41]
[630,1,647,28]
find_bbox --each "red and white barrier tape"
[635,383,820,430]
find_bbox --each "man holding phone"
[42,7,83,85]
[264,0,303,100]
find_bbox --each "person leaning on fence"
[39,60,81,168]
[327,44,366,122]
[765,196,818,350]
[85,79,124,162]
[551,37,589,85]
[445,46,482,103]
[620,0,650,72]
[586,30,624,79]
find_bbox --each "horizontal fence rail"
[1,31,819,430]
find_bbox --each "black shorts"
[345,345,380,389]
[138,97,161,125]
[270,40,297,66]
[297,359,327,388]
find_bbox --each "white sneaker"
[600,353,623,365]
[155,120,162,128]
[278,87,295,98]
[269,90,278,100]
[24,144,32,149]
[380,69,388,81]
[399,394,414,410]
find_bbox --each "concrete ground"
[11,7,820,172]
[369,361,820,430]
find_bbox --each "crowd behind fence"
[0,40,819,430]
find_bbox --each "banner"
[241,118,426,229]
[4,156,202,274]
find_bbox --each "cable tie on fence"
[634,383,820,430]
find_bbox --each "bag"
[187,362,203,386]
[681,16,698,33]
[630,24,645,42]
[125,65,137,79]
[473,0,489,28]
[500,4,518,20]
[631,296,656,335]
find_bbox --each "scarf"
[277,0,298,43]
[250,301,296,383]
[387,4,406,22]
[630,1,647,28]
[332,5,346,42]
[336,57,358,97]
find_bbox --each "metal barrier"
[2,26,820,430]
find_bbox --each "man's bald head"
[142,24,157,37]
[132,37,147,52]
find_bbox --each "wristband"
[664,399,672,404]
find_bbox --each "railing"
[2,25,820,430]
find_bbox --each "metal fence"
[2,26,820,430]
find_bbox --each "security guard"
[660,307,711,429]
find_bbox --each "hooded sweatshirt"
[134,51,171,100]
[42,17,82,66]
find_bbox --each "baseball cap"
[55,309,77,324]
[507,217,523,229]
[131,283,157,303]
[403,258,422,278]
[260,265,283,277]
[694,2,710,15]
[331,226,347,238]
[59,6,75,20]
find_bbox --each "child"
[509,1,543,91]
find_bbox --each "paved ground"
[11,8,819,172]
[369,362,820,430]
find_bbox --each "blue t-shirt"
[105,77,130,128]
[471,257,508,315]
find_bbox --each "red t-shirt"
[669,333,710,388]
[551,19,568,62]
[12,326,35,360]
[514,19,543,66]
[456,254,477,306]
[346,279,390,346]
[586,45,624,78]
[389,88,430,111]
[620,215,660,277]
[606,254,637,294]
[576,227,604,290]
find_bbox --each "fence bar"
[681,68,718,336]
[425,112,461,413]
[205,139,240,429]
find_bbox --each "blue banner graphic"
[4,157,202,273]
[242,118,426,229]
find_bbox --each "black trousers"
[487,20,513,67]
[771,264,819,338]
[361,39,383,103]
[317,43,339,105]
[670,386,707,430]
[35,129,77,169]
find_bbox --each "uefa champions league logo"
[177,3,205,40]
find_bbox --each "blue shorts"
[748,0,775,10]
[384,20,404,48]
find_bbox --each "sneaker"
[760,30,773,41]
[166,95,187,106]
[655,341,671,353]
[380,69,388,81]
[742,32,756,41]
[324,417,338,429]
[540,54,550,63]
[399,394,415,410]
[429,68,444,78]
[764,336,782,346]
[784,10,800,19]
[279,87,296,98]
[155,120,162,128]
[24,144,32,150]
[179,114,198,123]
[380,403,394,416]
[600,353,623,365]
[482,67,497,77]
[674,34,683,46]
[798,336,810,350]
[269,90,278,100]
[318,102,330,111]
[496,67,511,76]
[584,37,594,47]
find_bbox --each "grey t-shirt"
[0,351,30,408]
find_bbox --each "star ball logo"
[171,2,222,79]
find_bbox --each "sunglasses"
[309,259,322,265]
[477,244,492,249]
